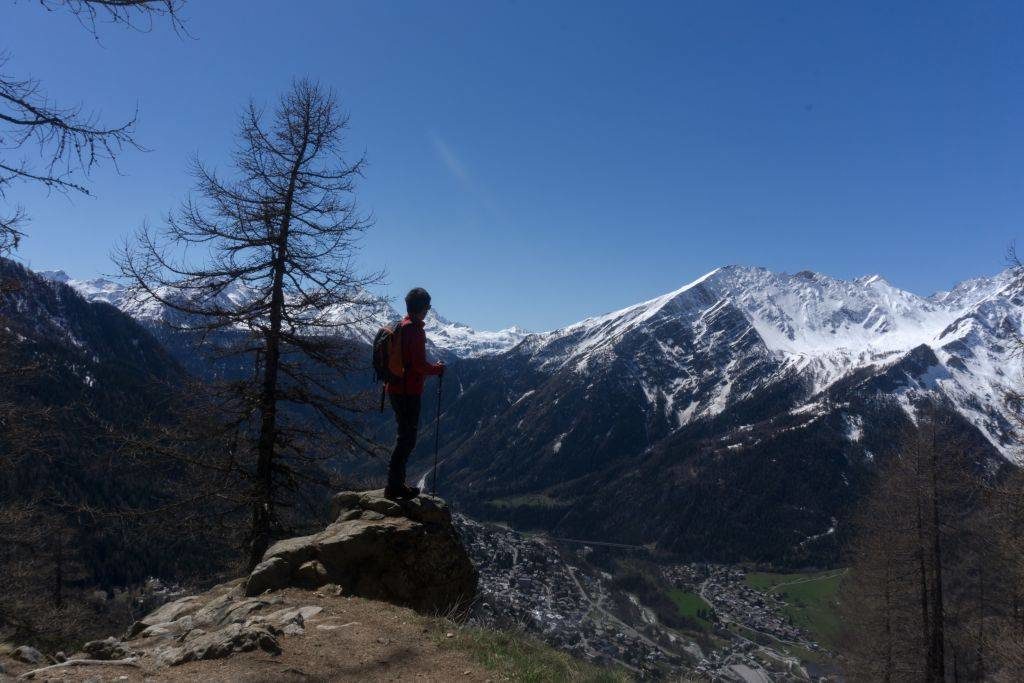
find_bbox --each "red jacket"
[386,316,444,395]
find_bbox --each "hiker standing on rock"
[378,288,445,499]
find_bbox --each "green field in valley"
[668,589,716,629]
[745,569,846,648]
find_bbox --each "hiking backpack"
[372,321,406,410]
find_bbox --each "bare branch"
[36,0,187,36]
[0,2,186,253]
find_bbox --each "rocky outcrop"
[3,581,326,674]
[116,579,286,666]
[244,490,477,615]
[160,621,281,665]
[11,646,43,665]
[82,637,138,660]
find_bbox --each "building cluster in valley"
[455,515,836,681]
[454,515,681,676]
[663,564,813,647]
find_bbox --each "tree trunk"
[52,537,63,610]
[248,143,307,570]
[928,446,946,682]
[249,283,281,569]
[883,560,894,683]
[977,562,985,679]
[916,463,933,676]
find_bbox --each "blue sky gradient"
[5,1,1023,330]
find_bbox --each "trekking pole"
[431,373,443,496]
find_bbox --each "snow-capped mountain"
[37,271,529,359]
[39,271,133,308]
[424,265,1024,565]
[515,265,1024,459]
[3,261,179,397]
[423,309,529,358]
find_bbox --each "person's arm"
[406,325,444,376]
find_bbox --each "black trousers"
[388,393,422,488]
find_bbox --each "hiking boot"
[384,484,419,500]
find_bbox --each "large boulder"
[245,490,477,615]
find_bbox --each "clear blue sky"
[6,1,1023,331]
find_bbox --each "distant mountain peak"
[854,273,891,287]
[40,267,528,359]
[38,269,70,283]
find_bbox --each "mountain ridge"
[37,270,530,359]
[39,262,1024,461]
[15,259,1024,564]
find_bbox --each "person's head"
[405,287,432,321]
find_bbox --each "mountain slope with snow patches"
[2,260,181,402]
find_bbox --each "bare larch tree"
[118,79,384,568]
[0,0,184,255]
[838,406,1014,682]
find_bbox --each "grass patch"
[433,623,632,682]
[782,642,834,667]
[667,589,715,629]
[744,569,845,648]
